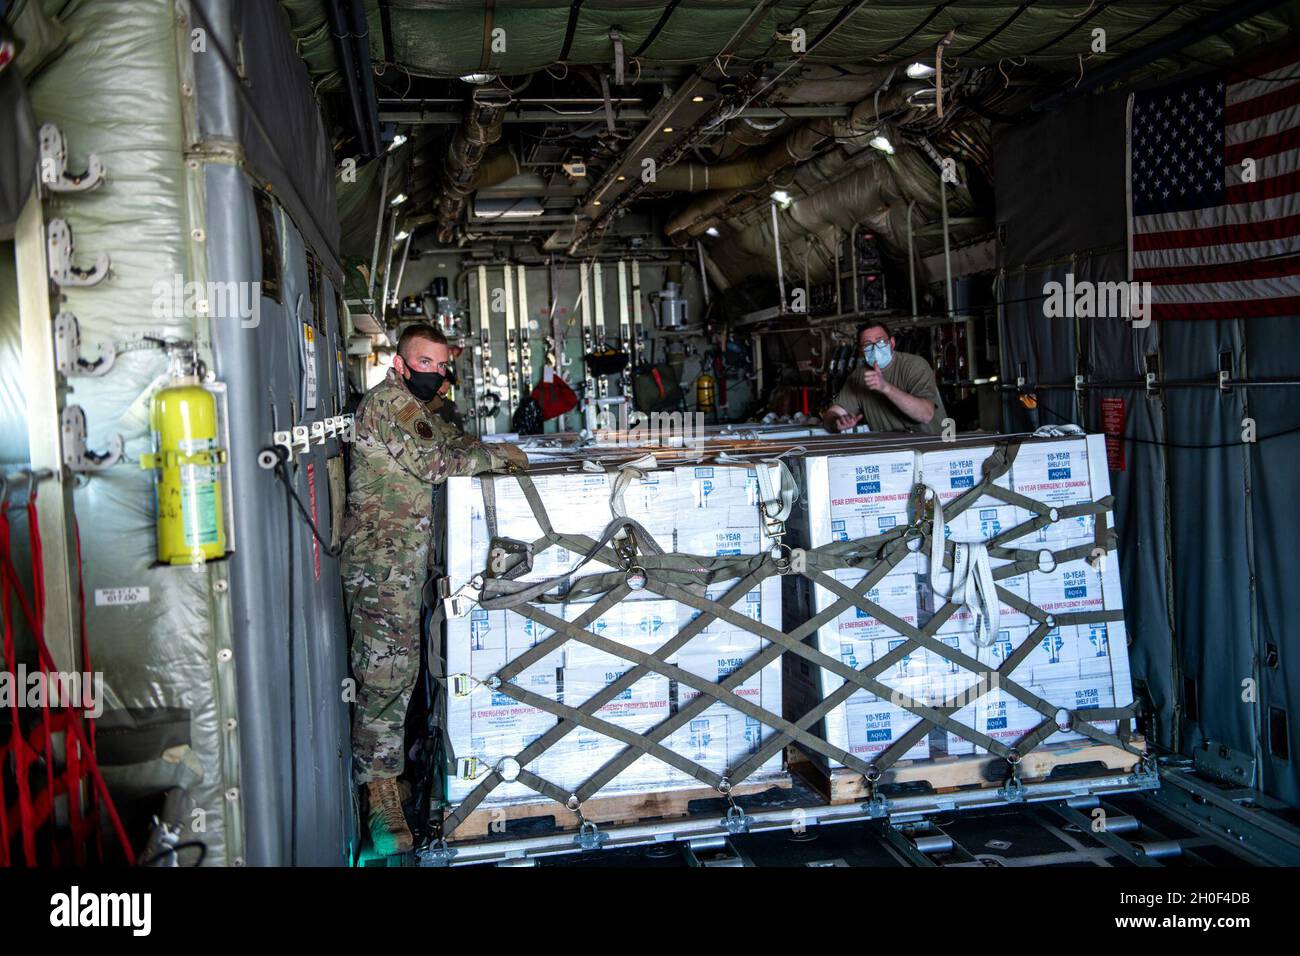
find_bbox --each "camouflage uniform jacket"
[341,368,512,571]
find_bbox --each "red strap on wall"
[0,487,134,866]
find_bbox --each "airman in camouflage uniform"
[341,323,525,854]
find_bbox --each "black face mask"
[404,368,446,402]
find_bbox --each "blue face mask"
[863,341,894,369]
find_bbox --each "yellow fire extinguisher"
[141,368,228,566]
[695,371,717,414]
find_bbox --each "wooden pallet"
[788,736,1146,805]
[446,775,793,842]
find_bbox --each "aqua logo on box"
[990,631,1014,663]
[855,463,883,495]
[986,698,1008,730]
[1063,568,1089,599]
[1046,451,1073,481]
[864,710,894,742]
[1040,628,1065,663]
[832,519,848,541]
[945,458,976,489]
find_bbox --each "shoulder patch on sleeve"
[395,399,421,426]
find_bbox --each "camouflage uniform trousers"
[342,535,429,785]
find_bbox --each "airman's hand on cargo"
[501,443,529,472]
[834,412,863,432]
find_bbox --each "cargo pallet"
[788,736,1147,804]
[422,764,1158,865]
[446,776,793,842]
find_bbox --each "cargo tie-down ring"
[769,541,794,574]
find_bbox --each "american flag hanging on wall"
[1128,42,1300,320]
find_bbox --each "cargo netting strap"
[438,444,1141,840]
[0,481,135,866]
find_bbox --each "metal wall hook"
[47,219,110,287]
[38,123,107,192]
[61,406,124,472]
[53,311,116,377]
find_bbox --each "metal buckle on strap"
[444,574,485,619]
[614,528,639,571]
[444,579,481,618]
[762,514,787,541]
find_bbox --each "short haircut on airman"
[396,322,447,359]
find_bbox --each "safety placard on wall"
[302,322,319,411]
[1100,397,1126,472]
[94,587,150,607]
